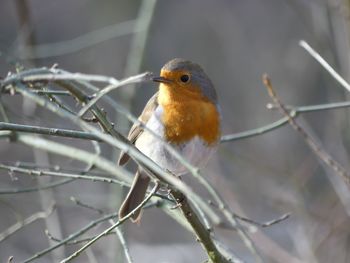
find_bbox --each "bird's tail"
[119,170,150,223]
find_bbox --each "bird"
[118,58,221,222]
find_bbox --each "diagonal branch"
[171,190,231,263]
[0,202,55,243]
[262,74,350,186]
[60,182,159,263]
[22,212,118,263]
[78,72,153,116]
[299,40,350,93]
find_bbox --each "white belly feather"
[135,106,217,175]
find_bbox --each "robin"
[118,58,221,222]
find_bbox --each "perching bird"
[118,58,221,222]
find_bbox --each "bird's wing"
[118,92,159,165]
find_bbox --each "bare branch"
[170,190,232,263]
[70,196,104,214]
[299,40,350,92]
[17,134,134,184]
[218,212,290,230]
[21,72,120,85]
[78,72,154,116]
[45,230,115,245]
[0,122,101,141]
[60,182,159,263]
[44,200,160,246]
[0,178,75,194]
[0,202,55,243]
[221,100,350,142]
[112,223,133,263]
[262,74,350,186]
[22,212,118,263]
[0,164,128,187]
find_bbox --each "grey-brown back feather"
[118,92,159,165]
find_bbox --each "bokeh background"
[1,0,350,262]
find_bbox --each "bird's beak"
[152,76,172,84]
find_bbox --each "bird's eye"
[180,74,190,83]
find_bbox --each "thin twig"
[44,200,160,246]
[218,213,291,230]
[0,100,10,122]
[262,74,350,186]
[53,78,128,144]
[0,178,75,194]
[111,222,133,263]
[60,183,159,263]
[2,89,72,96]
[22,212,118,263]
[78,72,153,116]
[209,201,290,228]
[0,202,55,243]
[221,100,350,142]
[41,90,78,116]
[0,122,101,141]
[17,134,134,184]
[0,164,172,203]
[299,40,350,92]
[0,164,128,187]
[0,67,120,87]
[70,196,104,214]
[21,72,120,85]
[45,230,115,245]
[221,116,291,142]
[32,90,71,96]
[213,239,245,263]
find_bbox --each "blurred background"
[1,0,350,262]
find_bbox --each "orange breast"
[158,84,220,145]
